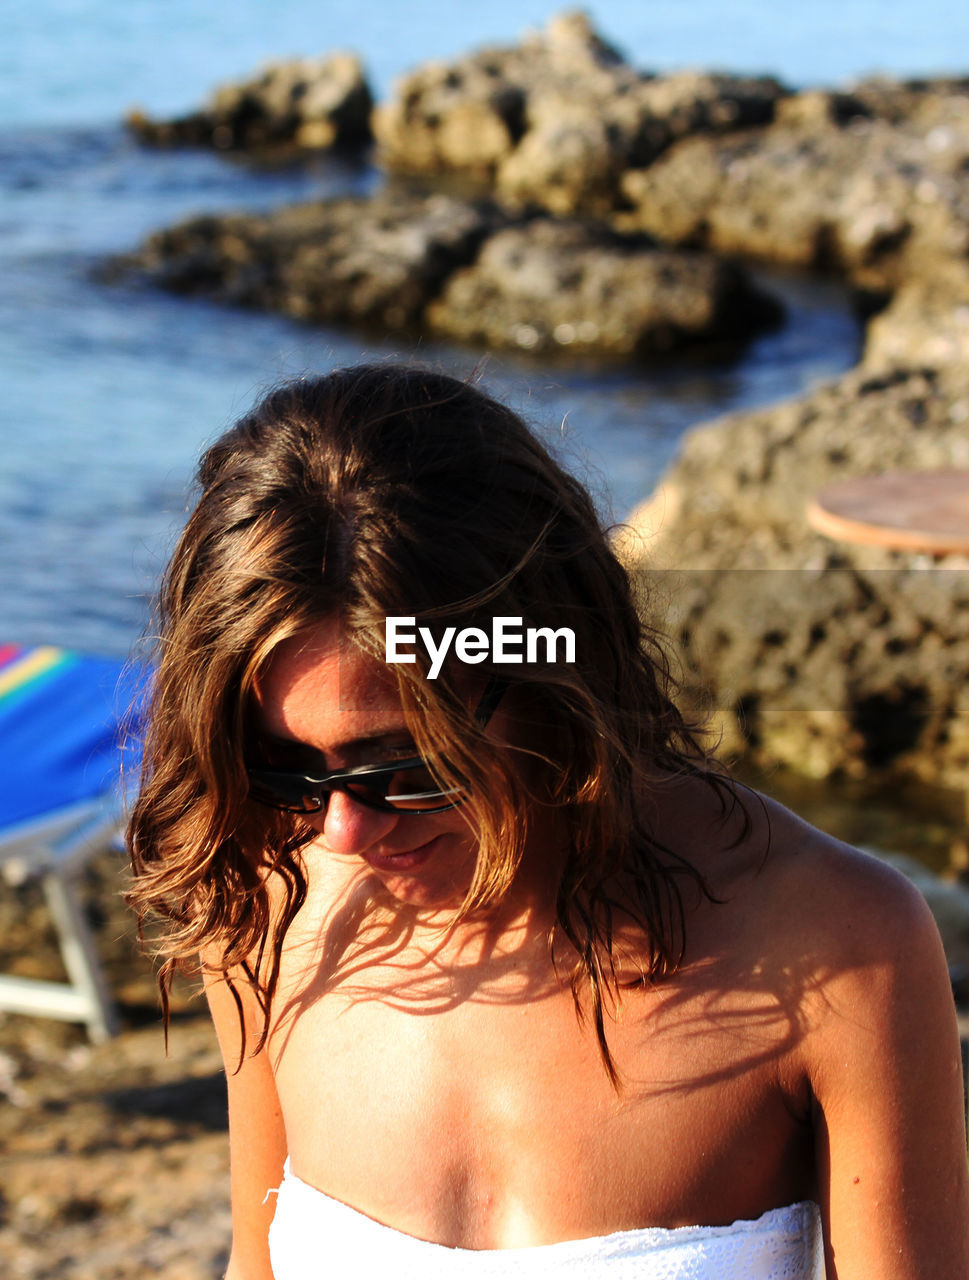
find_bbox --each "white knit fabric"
[268,1160,824,1279]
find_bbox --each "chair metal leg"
[42,871,119,1042]
[0,869,120,1041]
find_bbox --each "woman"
[128,364,969,1279]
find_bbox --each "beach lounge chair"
[0,643,142,1042]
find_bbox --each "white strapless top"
[268,1160,825,1279]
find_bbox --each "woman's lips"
[361,834,441,874]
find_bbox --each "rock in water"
[127,52,373,152]
[425,218,781,357]
[619,85,969,290]
[373,11,784,213]
[116,196,781,359]
[119,191,506,330]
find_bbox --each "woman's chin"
[354,832,473,910]
[366,863,472,913]
[370,869,468,911]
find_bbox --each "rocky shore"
[116,11,969,791]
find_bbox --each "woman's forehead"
[256,620,405,741]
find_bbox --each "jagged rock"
[620,365,969,789]
[619,100,969,289]
[847,75,969,126]
[493,70,783,214]
[374,11,784,210]
[372,12,623,181]
[127,52,373,152]
[116,189,781,360]
[374,20,969,278]
[425,218,781,356]
[120,190,507,330]
[530,8,628,69]
[771,79,969,130]
[631,69,787,143]
[495,101,630,215]
[863,262,969,369]
[773,90,872,129]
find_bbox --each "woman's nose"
[318,788,399,854]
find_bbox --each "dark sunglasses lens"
[347,762,460,812]
[247,770,323,813]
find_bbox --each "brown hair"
[127,363,735,1080]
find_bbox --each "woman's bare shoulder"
[651,773,942,981]
[746,794,942,971]
[731,792,957,1092]
[741,797,969,1276]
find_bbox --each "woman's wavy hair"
[127,362,736,1081]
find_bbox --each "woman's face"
[253,617,489,910]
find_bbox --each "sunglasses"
[246,676,506,816]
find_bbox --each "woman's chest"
[267,967,815,1246]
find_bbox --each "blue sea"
[3,0,969,656]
